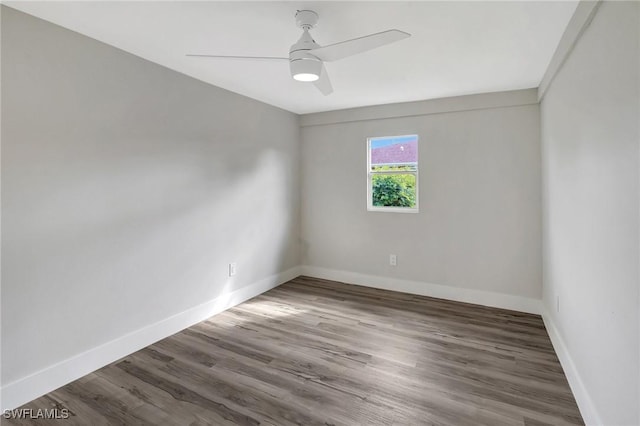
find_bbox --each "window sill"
[367,207,419,214]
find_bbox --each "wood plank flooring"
[5,277,583,425]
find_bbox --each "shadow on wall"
[1,139,299,386]
[1,5,300,389]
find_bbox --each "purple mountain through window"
[371,139,417,166]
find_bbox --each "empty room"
[1,1,638,425]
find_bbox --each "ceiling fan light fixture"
[290,58,321,82]
[293,73,319,82]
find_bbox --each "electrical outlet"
[229,262,237,277]
[389,254,397,266]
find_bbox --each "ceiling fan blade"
[311,29,410,62]
[186,54,289,61]
[314,63,333,96]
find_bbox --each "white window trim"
[366,135,419,213]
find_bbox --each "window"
[367,135,419,212]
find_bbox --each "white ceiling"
[6,1,578,114]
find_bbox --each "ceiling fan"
[186,10,411,96]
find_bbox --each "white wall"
[1,5,300,404]
[540,1,639,425]
[300,90,542,308]
[0,5,4,411]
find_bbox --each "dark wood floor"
[6,276,582,425]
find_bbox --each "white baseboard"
[5,265,595,422]
[0,266,301,412]
[541,308,602,426]
[300,265,541,314]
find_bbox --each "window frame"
[366,135,419,213]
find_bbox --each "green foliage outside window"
[371,167,416,208]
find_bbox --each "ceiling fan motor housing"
[290,56,322,81]
[289,17,322,81]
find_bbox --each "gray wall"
[300,95,542,300]
[541,1,639,425]
[1,7,300,386]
